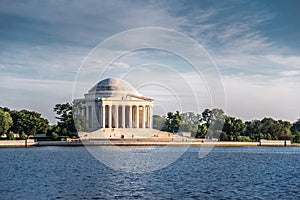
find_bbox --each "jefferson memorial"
[76,78,154,131]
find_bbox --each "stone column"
[136,105,139,128]
[129,106,132,128]
[147,106,151,128]
[145,106,149,128]
[149,106,153,128]
[142,106,146,128]
[98,106,101,128]
[91,106,94,130]
[102,105,105,128]
[108,105,112,128]
[115,105,119,128]
[86,106,89,122]
[122,105,125,128]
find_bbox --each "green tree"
[260,117,277,139]
[9,110,49,137]
[72,100,88,132]
[162,111,181,133]
[222,116,246,141]
[291,119,300,143]
[54,103,88,136]
[73,114,88,132]
[259,118,291,140]
[0,108,13,137]
[196,124,208,138]
[54,103,76,136]
[153,115,166,130]
[197,108,225,139]
[200,108,224,125]
[7,131,15,140]
[0,107,10,112]
[8,110,21,133]
[51,132,59,140]
[179,112,201,135]
[276,120,292,140]
[293,132,300,143]
[291,119,300,134]
[20,132,27,140]
[245,120,262,141]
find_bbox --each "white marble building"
[75,78,154,131]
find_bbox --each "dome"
[89,78,137,95]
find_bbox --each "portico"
[98,102,152,129]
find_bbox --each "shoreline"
[0,139,298,148]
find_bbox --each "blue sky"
[1,0,300,123]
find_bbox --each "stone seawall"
[0,139,294,147]
[0,139,36,147]
[260,139,291,146]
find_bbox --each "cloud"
[279,70,300,77]
[266,55,300,69]
[223,74,300,122]
[0,77,74,124]
[110,62,130,69]
[1,0,300,123]
[0,0,187,47]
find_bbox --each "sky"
[1,0,300,124]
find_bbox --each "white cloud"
[1,0,300,123]
[265,55,300,69]
[110,62,130,69]
[223,74,300,122]
[280,70,300,77]
[0,77,74,124]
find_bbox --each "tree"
[0,106,10,112]
[276,120,292,140]
[179,112,201,135]
[196,124,208,138]
[0,108,13,137]
[260,117,277,139]
[293,132,300,143]
[153,115,166,130]
[291,119,300,143]
[20,132,27,140]
[259,118,291,140]
[72,100,88,132]
[162,111,181,133]
[9,110,49,137]
[245,120,261,141]
[291,119,300,134]
[54,103,76,136]
[7,131,15,140]
[54,103,88,136]
[197,108,225,139]
[8,110,21,133]
[73,114,88,132]
[222,116,246,141]
[201,108,224,125]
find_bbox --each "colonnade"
[85,104,153,129]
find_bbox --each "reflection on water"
[87,145,190,173]
[0,146,299,199]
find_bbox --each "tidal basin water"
[1,146,299,199]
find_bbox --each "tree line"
[1,104,300,142]
[0,102,87,140]
[154,108,300,143]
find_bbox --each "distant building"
[74,78,154,131]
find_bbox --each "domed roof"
[89,78,137,95]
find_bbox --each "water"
[1,146,300,199]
